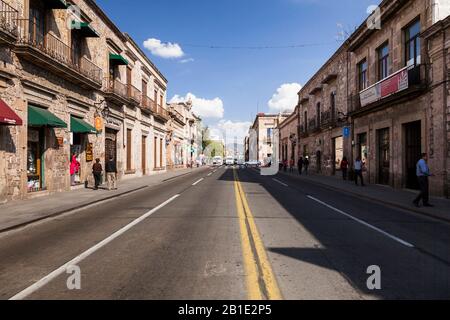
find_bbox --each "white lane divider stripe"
[192,178,204,186]
[272,178,289,187]
[307,195,414,248]
[9,194,181,300]
[207,173,212,177]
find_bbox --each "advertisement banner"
[360,67,409,108]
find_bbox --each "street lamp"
[94,99,110,119]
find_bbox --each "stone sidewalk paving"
[278,169,450,223]
[0,167,205,233]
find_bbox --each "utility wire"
[179,41,337,50]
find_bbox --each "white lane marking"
[307,195,415,248]
[272,178,289,187]
[9,194,180,300]
[192,178,204,186]
[207,173,212,177]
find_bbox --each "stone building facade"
[0,0,169,203]
[166,100,202,169]
[275,0,450,197]
[250,113,289,166]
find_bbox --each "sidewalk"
[0,167,203,233]
[278,169,450,223]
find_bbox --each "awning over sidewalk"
[70,116,97,134]
[0,99,23,125]
[28,105,67,128]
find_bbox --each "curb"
[0,168,200,234]
[0,185,148,234]
[278,171,450,224]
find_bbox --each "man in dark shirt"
[92,158,103,190]
[105,156,118,191]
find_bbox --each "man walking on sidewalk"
[304,157,309,175]
[92,158,103,190]
[413,153,434,208]
[105,156,118,191]
[298,157,304,175]
[340,157,349,180]
[354,157,365,186]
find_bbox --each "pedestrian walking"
[289,158,295,173]
[298,157,304,175]
[283,159,288,172]
[92,158,103,190]
[413,153,434,208]
[304,157,309,175]
[340,157,349,180]
[105,156,118,191]
[354,156,365,186]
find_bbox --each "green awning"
[46,0,68,9]
[71,116,97,134]
[70,21,100,38]
[28,105,67,128]
[109,53,129,66]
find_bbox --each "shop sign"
[86,143,94,162]
[94,116,103,132]
[57,137,64,147]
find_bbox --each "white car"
[245,161,261,168]
[212,156,223,166]
[225,157,234,166]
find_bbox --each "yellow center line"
[233,169,283,300]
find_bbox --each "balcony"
[308,118,320,134]
[14,19,102,89]
[299,124,308,138]
[169,107,185,125]
[0,0,18,44]
[154,105,169,122]
[105,78,129,105]
[349,64,427,115]
[320,110,337,129]
[127,84,141,105]
[141,96,157,114]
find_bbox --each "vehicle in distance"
[245,160,261,168]
[225,156,234,166]
[212,156,223,166]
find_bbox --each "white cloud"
[169,93,224,119]
[268,83,302,113]
[209,120,253,142]
[179,58,194,64]
[143,38,184,59]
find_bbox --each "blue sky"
[96,0,380,141]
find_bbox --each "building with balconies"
[0,0,169,203]
[347,0,449,196]
[280,0,449,197]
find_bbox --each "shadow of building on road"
[217,167,450,299]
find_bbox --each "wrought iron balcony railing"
[0,0,18,37]
[16,18,102,84]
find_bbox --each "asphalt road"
[0,166,449,300]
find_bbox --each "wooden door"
[378,128,390,185]
[405,121,421,189]
[142,135,147,175]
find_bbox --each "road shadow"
[217,167,450,299]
